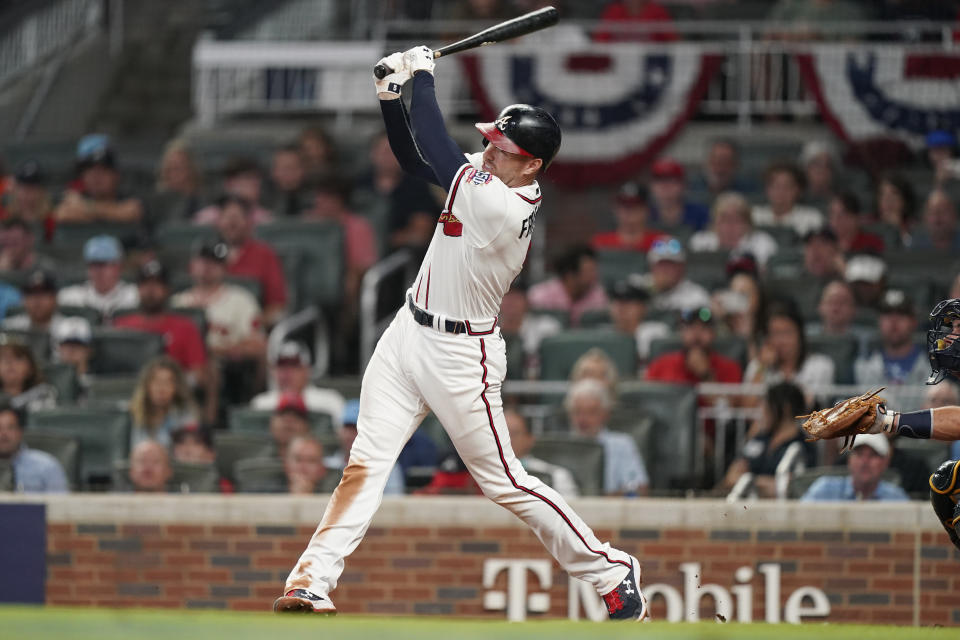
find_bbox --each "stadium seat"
[255,221,344,308]
[213,432,273,483]
[503,333,526,380]
[754,225,799,248]
[684,251,729,292]
[579,309,612,328]
[0,459,11,491]
[90,328,165,375]
[1,329,50,363]
[40,362,79,405]
[764,247,804,280]
[765,277,824,322]
[530,436,604,496]
[233,457,287,493]
[155,223,219,250]
[57,305,102,325]
[538,330,637,380]
[27,408,130,487]
[595,249,645,289]
[22,430,80,490]
[274,245,306,312]
[228,407,336,443]
[806,333,859,384]
[112,459,221,493]
[85,375,138,408]
[52,222,143,251]
[647,334,748,368]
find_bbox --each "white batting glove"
[403,45,435,76]
[374,52,410,97]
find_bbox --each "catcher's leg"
[930,459,960,551]
[277,314,428,612]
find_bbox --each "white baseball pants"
[284,306,632,598]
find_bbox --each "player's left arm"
[877,405,960,441]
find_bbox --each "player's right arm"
[871,405,960,441]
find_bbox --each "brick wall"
[10,495,960,625]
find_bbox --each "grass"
[0,606,956,640]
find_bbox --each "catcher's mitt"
[797,387,886,453]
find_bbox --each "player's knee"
[930,459,960,495]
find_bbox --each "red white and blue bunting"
[462,45,722,187]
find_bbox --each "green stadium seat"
[40,362,79,405]
[155,223,219,250]
[579,309,612,328]
[538,329,637,380]
[22,430,80,490]
[503,333,526,380]
[52,223,143,250]
[807,333,859,384]
[0,459,12,491]
[228,407,336,442]
[90,328,165,375]
[233,457,287,493]
[530,436,604,496]
[765,247,804,280]
[57,306,103,325]
[596,249,645,289]
[27,408,130,487]
[765,277,824,322]
[754,225,800,248]
[684,251,729,292]
[1,329,50,363]
[213,432,273,483]
[112,460,221,493]
[85,375,138,408]
[255,221,344,308]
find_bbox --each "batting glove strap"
[375,52,409,96]
[404,45,436,75]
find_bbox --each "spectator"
[802,228,844,280]
[0,401,67,492]
[150,139,204,223]
[690,139,755,201]
[744,301,835,394]
[505,408,578,498]
[250,341,344,428]
[719,382,813,497]
[113,260,209,389]
[54,134,144,224]
[444,0,513,20]
[926,130,959,187]
[873,173,916,246]
[688,192,778,267]
[270,393,312,461]
[845,253,887,309]
[649,159,709,232]
[607,277,669,366]
[129,357,198,448]
[827,191,884,255]
[0,218,56,273]
[570,348,620,400]
[267,145,311,217]
[812,279,858,338]
[712,267,766,345]
[752,162,824,237]
[128,440,173,493]
[528,244,608,326]
[285,435,328,495]
[414,451,482,496]
[911,188,960,252]
[590,181,665,252]
[303,175,378,314]
[52,317,94,393]
[593,0,678,42]
[170,423,232,493]
[4,269,62,335]
[0,341,56,411]
[564,378,648,496]
[646,306,743,385]
[1,160,53,226]
[637,237,710,313]
[801,433,908,502]
[213,194,288,326]
[498,283,562,378]
[57,235,139,319]
[324,399,404,495]
[171,240,266,366]
[767,0,869,35]
[298,126,337,181]
[854,289,927,388]
[799,140,839,210]
[193,157,272,226]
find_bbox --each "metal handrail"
[359,249,412,370]
[266,305,329,380]
[774,441,807,501]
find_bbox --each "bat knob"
[373,64,390,80]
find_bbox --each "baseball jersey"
[171,284,261,351]
[57,281,139,317]
[409,152,541,322]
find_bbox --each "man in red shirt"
[594,0,678,42]
[591,181,665,253]
[645,306,742,385]
[215,194,288,326]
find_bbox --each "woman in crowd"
[0,341,56,412]
[129,356,198,448]
[688,191,778,267]
[873,173,916,247]
[152,139,205,222]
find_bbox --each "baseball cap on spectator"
[193,239,228,263]
[273,341,311,367]
[83,235,122,263]
[878,288,914,316]
[647,237,685,264]
[14,159,44,185]
[609,277,650,302]
[76,133,116,170]
[850,433,889,457]
[53,316,92,346]
[651,158,685,181]
[725,251,759,278]
[342,399,360,427]
[171,422,213,448]
[21,268,57,295]
[844,254,886,284]
[615,181,649,205]
[276,393,308,418]
[680,306,714,325]
[926,130,956,149]
[137,260,169,284]
[803,228,837,245]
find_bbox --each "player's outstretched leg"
[930,459,960,551]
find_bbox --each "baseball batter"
[273,46,648,621]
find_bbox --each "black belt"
[407,295,467,334]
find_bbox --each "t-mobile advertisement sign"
[0,504,46,603]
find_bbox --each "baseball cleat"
[602,556,650,621]
[273,589,337,615]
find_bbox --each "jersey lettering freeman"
[411,152,542,321]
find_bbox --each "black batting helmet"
[475,104,561,168]
[927,298,960,384]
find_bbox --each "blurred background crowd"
[1,0,960,502]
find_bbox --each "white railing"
[0,0,103,88]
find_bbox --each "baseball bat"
[373,6,559,80]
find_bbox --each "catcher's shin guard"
[929,459,960,551]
